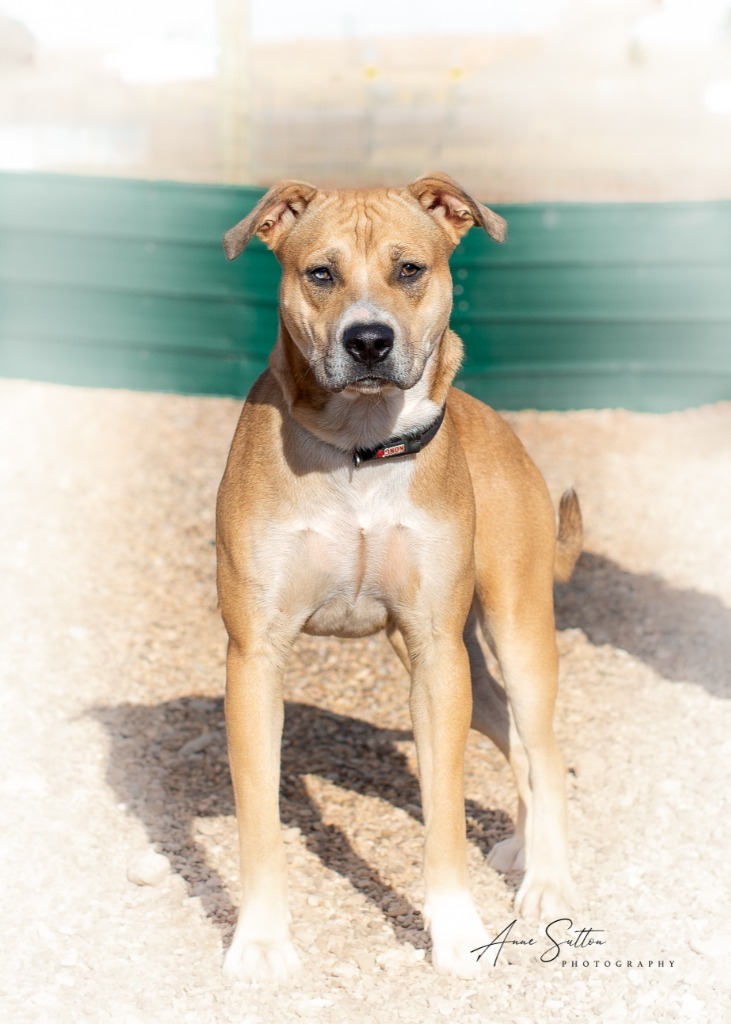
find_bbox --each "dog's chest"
[269,460,432,638]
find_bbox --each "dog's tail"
[554,488,583,583]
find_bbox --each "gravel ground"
[2,378,730,1024]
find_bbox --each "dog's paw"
[223,913,301,984]
[223,936,301,984]
[514,871,580,922]
[424,891,489,979]
[487,833,526,874]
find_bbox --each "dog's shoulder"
[447,385,520,450]
[217,370,290,509]
[224,370,288,460]
[446,385,551,512]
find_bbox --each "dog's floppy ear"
[223,179,319,260]
[406,171,506,246]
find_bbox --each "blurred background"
[2,0,731,200]
[1,0,730,409]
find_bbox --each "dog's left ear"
[407,171,506,246]
[223,179,320,260]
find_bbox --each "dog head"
[224,173,506,398]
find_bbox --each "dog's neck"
[269,320,462,455]
[351,403,447,467]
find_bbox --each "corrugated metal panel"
[1,171,730,410]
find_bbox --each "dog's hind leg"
[389,618,528,874]
[476,586,579,921]
[386,622,412,675]
[463,606,530,874]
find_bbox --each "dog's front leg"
[223,637,300,983]
[406,634,489,978]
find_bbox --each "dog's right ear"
[223,180,319,260]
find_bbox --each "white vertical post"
[217,0,251,184]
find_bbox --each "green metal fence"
[1,171,730,410]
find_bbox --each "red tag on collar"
[377,443,406,459]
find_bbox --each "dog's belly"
[302,595,388,638]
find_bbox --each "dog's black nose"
[342,322,394,366]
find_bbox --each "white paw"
[223,916,301,984]
[515,871,580,922]
[424,891,489,979]
[487,834,526,874]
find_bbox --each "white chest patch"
[254,457,434,639]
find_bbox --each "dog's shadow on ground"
[92,698,513,947]
[556,552,731,699]
[92,551,731,951]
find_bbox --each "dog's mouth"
[316,352,424,394]
[345,376,397,395]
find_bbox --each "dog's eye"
[309,266,333,282]
[399,263,423,279]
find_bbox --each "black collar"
[352,403,447,468]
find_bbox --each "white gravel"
[1,379,729,1024]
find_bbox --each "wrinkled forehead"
[279,188,452,264]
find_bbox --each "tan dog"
[216,173,582,982]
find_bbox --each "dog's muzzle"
[316,318,423,392]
